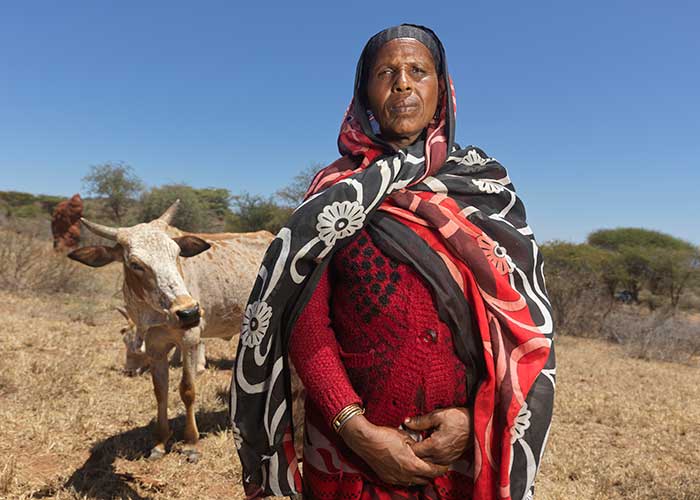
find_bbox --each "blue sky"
[1,1,698,244]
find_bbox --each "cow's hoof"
[183,448,200,464]
[148,446,166,461]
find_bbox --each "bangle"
[332,403,365,433]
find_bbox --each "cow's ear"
[68,245,123,267]
[174,236,211,258]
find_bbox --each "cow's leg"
[171,345,182,366]
[171,340,204,371]
[179,342,200,463]
[146,328,174,460]
[195,341,206,374]
[149,355,171,459]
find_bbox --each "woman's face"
[366,38,440,148]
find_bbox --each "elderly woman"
[230,25,555,500]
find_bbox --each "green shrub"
[541,241,613,336]
[226,193,291,234]
[140,184,208,232]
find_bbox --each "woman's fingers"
[411,436,458,465]
[409,454,450,478]
[403,412,438,431]
[409,408,472,465]
[411,436,439,459]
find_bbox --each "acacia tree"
[646,247,700,310]
[226,193,291,234]
[275,163,323,207]
[539,241,611,336]
[588,228,699,310]
[82,162,144,223]
[140,184,207,232]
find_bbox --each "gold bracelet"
[332,404,360,429]
[332,403,365,433]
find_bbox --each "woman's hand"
[340,415,448,486]
[404,407,472,466]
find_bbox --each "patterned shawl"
[229,24,555,500]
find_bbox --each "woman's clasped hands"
[339,407,472,487]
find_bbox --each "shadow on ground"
[58,410,228,499]
[206,356,234,371]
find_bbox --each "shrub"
[226,193,291,234]
[540,241,612,336]
[603,309,700,364]
[140,184,207,232]
[0,230,99,294]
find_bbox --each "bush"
[226,193,291,234]
[540,241,612,336]
[0,230,100,294]
[140,184,208,232]
[10,204,43,218]
[0,191,63,219]
[603,309,700,364]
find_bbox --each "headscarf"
[230,24,555,500]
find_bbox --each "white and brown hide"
[68,202,274,461]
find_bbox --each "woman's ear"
[439,77,446,94]
[434,78,447,120]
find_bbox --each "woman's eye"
[129,262,144,272]
[412,67,426,74]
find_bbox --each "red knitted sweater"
[289,228,469,429]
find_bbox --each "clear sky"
[1,1,698,244]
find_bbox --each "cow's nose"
[176,305,200,327]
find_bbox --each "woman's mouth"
[389,101,419,115]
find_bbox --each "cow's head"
[116,306,150,376]
[69,201,211,330]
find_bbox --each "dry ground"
[0,267,699,499]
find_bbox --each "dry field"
[1,266,699,499]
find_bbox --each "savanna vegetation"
[1,163,698,499]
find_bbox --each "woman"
[230,25,555,500]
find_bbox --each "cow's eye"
[129,262,144,272]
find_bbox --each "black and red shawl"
[230,25,555,500]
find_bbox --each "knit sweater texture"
[289,228,470,429]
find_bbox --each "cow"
[116,306,191,376]
[115,306,151,376]
[68,201,273,462]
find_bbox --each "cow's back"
[180,230,274,339]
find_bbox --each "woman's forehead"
[370,38,436,67]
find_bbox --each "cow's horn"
[158,199,180,224]
[115,306,129,320]
[81,218,118,241]
[115,306,135,327]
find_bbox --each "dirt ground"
[1,267,699,499]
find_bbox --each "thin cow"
[69,201,273,461]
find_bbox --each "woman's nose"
[393,69,412,93]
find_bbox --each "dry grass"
[0,285,247,499]
[537,336,700,500]
[1,276,699,498]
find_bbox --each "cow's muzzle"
[176,305,201,329]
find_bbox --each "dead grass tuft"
[0,456,16,495]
